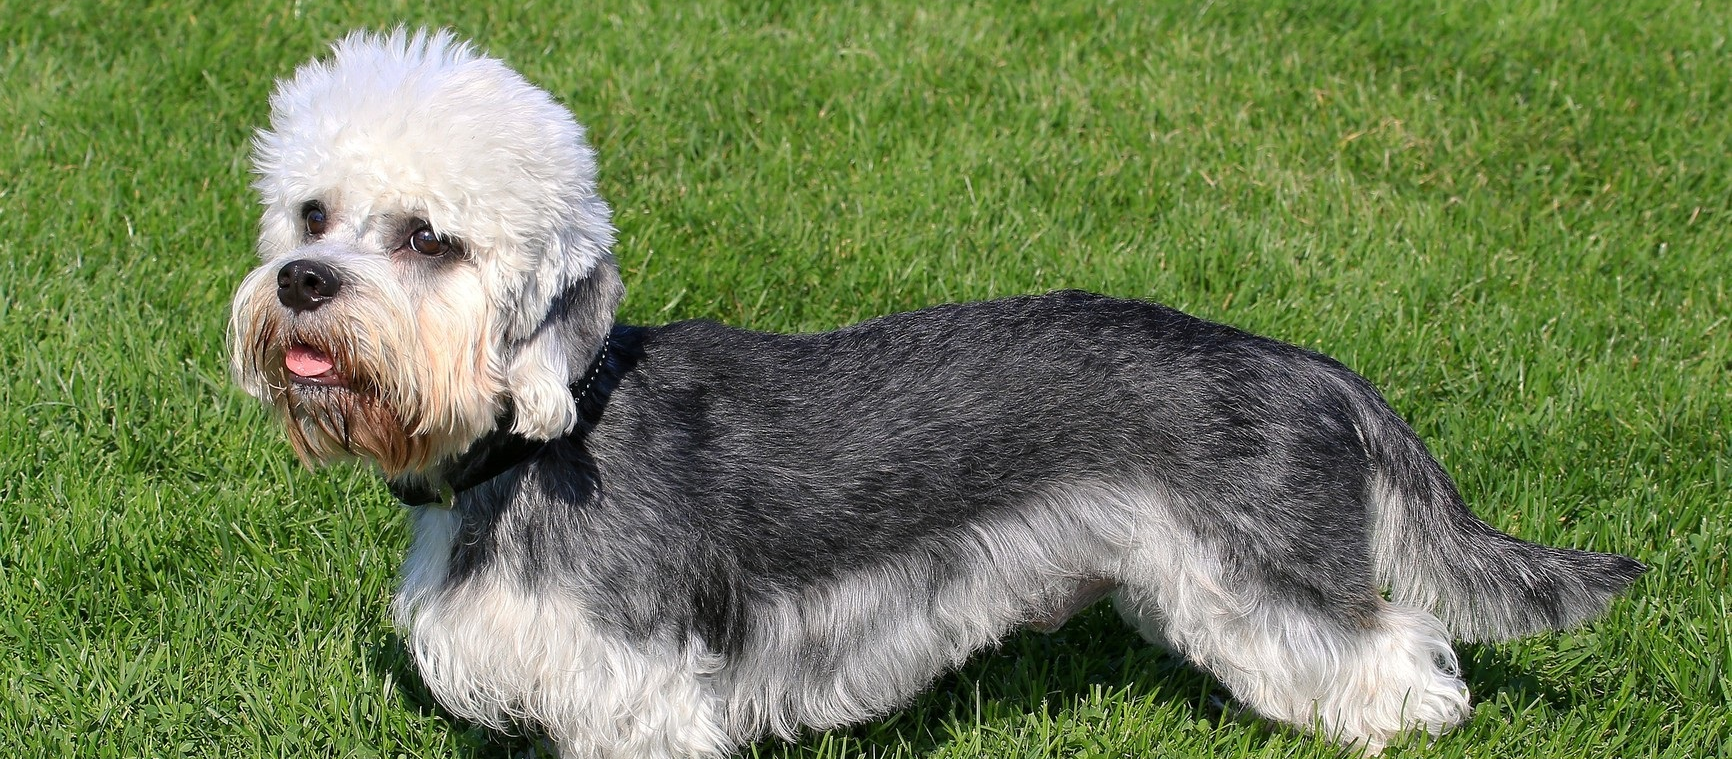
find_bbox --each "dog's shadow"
[362,608,1585,757]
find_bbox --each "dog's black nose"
[276,259,343,312]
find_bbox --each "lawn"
[0,0,1726,757]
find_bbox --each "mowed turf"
[0,0,1726,756]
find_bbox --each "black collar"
[387,330,630,507]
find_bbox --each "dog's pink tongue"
[285,345,334,377]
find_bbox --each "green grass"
[1,0,1726,756]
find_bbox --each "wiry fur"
[231,29,1646,758]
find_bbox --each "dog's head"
[229,29,622,476]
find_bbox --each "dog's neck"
[388,328,632,507]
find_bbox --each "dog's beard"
[278,380,435,475]
[239,314,434,474]
[229,263,504,476]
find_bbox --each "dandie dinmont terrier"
[229,29,1644,758]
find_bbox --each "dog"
[229,29,1644,758]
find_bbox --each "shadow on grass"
[362,605,1584,758]
[1456,642,1592,714]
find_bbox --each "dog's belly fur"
[395,291,1432,752]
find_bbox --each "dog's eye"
[408,226,456,257]
[301,202,328,237]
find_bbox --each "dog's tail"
[1357,396,1645,643]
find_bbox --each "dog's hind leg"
[1112,536,1471,752]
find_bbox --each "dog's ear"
[504,253,625,440]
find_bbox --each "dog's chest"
[392,508,732,751]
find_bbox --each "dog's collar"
[387,331,626,507]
